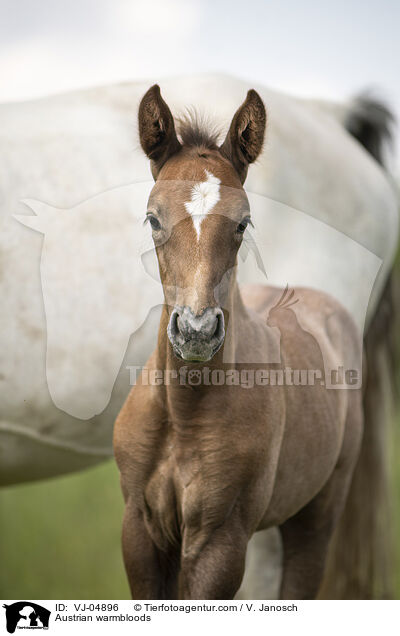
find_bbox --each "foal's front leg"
[179,517,248,599]
[122,498,179,599]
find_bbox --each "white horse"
[1,73,398,598]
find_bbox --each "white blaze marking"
[184,170,221,240]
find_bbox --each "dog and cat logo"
[2,603,50,633]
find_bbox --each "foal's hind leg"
[279,403,362,599]
[279,484,344,599]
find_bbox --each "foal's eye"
[236,217,251,234]
[146,214,162,231]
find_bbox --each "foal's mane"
[176,109,222,152]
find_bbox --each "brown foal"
[113,85,363,599]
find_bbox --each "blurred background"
[0,0,399,599]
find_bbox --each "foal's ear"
[220,89,266,183]
[138,84,182,179]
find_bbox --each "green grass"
[0,460,130,599]
[393,422,400,597]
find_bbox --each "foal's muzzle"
[167,306,225,362]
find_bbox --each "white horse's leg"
[236,527,282,599]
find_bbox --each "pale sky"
[0,0,399,161]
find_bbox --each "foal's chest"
[142,439,199,542]
[142,430,243,549]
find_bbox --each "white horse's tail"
[313,92,395,166]
[320,95,397,599]
[345,94,395,164]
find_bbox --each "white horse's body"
[0,74,398,485]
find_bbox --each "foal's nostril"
[211,315,219,338]
[168,309,180,339]
[214,310,225,339]
[177,314,184,336]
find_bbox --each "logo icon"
[2,602,50,633]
